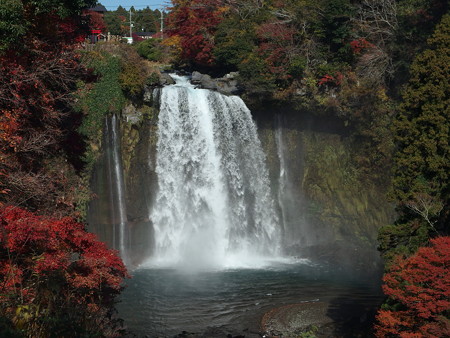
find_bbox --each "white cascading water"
[148,75,281,270]
[275,115,288,234]
[110,114,129,265]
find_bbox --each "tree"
[167,0,227,67]
[104,11,127,36]
[353,0,398,85]
[213,16,257,71]
[133,7,159,33]
[375,237,450,337]
[115,5,128,17]
[85,9,106,31]
[0,0,95,215]
[0,206,128,336]
[0,0,96,53]
[378,13,450,262]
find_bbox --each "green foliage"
[136,38,164,62]
[77,51,126,140]
[299,325,319,337]
[214,18,256,71]
[145,72,160,86]
[103,5,159,36]
[103,11,126,36]
[24,0,95,17]
[380,13,450,264]
[238,53,276,94]
[0,0,26,53]
[288,56,307,78]
[133,6,159,33]
[320,0,355,62]
[75,50,126,217]
[392,13,449,208]
[119,48,148,97]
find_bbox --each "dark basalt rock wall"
[89,78,393,272]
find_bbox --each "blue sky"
[98,0,170,10]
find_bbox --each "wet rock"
[191,71,216,90]
[122,104,142,125]
[191,71,240,95]
[159,72,175,85]
[261,301,332,336]
[143,86,153,104]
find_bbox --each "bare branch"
[405,193,443,233]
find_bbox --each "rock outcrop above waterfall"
[151,71,241,96]
[191,71,241,95]
[159,72,176,86]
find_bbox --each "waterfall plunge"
[147,75,282,270]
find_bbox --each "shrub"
[135,39,164,62]
[0,206,128,337]
[375,237,450,337]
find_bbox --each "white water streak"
[111,114,129,265]
[149,75,281,269]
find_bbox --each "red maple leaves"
[375,237,450,337]
[167,0,226,66]
[0,206,128,333]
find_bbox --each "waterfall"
[148,75,281,269]
[274,115,307,249]
[275,114,288,235]
[109,114,129,265]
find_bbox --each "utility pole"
[160,10,164,39]
[129,8,133,38]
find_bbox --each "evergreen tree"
[378,13,450,263]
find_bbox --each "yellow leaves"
[376,87,389,101]
[217,6,230,14]
[161,35,183,61]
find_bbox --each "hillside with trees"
[0,0,448,336]
[0,1,129,336]
[149,0,450,335]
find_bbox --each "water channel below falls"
[118,262,383,337]
[91,74,385,337]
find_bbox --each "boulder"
[191,71,240,95]
[159,73,176,85]
[191,71,217,90]
[143,86,153,104]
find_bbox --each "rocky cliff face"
[88,79,394,272]
[88,90,159,267]
[254,104,394,273]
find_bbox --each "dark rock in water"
[262,301,332,336]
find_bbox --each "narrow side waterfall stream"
[110,114,129,265]
[101,75,384,336]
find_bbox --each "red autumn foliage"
[167,0,226,66]
[0,206,128,334]
[318,72,344,87]
[375,237,450,337]
[350,38,374,54]
[84,10,107,32]
[257,22,299,80]
[0,13,90,215]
